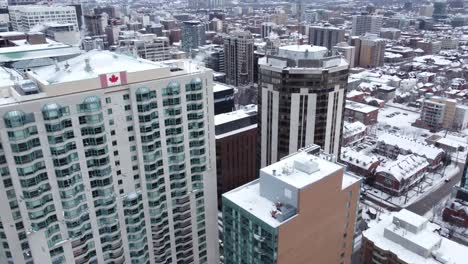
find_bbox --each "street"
[406,162,463,216]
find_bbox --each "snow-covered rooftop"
[343,121,366,138]
[30,50,164,85]
[363,210,467,264]
[376,154,429,181]
[215,104,256,125]
[346,100,379,114]
[378,133,444,161]
[341,147,379,170]
[260,151,344,189]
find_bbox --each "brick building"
[345,100,379,125]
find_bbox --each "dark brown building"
[215,105,257,208]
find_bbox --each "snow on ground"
[362,164,460,207]
[374,106,429,136]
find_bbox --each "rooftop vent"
[293,157,319,174]
[14,80,39,95]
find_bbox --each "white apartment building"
[0,51,218,264]
[9,5,78,32]
[351,15,383,36]
[118,33,171,62]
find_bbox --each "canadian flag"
[99,71,127,88]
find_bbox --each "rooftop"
[260,151,343,189]
[376,154,429,181]
[363,210,467,264]
[30,50,163,85]
[377,133,444,161]
[214,105,257,126]
[345,100,379,114]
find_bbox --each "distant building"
[433,0,448,21]
[258,45,349,166]
[223,147,361,264]
[362,209,468,264]
[7,0,40,5]
[351,34,386,68]
[215,105,257,207]
[261,22,276,39]
[333,42,355,68]
[118,34,170,62]
[416,39,442,55]
[181,20,206,52]
[223,30,254,87]
[199,44,225,73]
[380,28,401,40]
[84,13,109,36]
[309,25,345,50]
[9,5,78,32]
[345,100,379,125]
[420,4,435,17]
[416,96,468,131]
[351,15,383,36]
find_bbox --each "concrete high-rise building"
[333,42,355,68]
[223,146,361,264]
[261,22,276,39]
[181,21,206,52]
[351,15,383,36]
[9,5,78,32]
[308,25,345,50]
[84,13,109,36]
[118,34,171,62]
[215,105,257,207]
[258,45,349,167]
[0,50,218,264]
[420,4,435,17]
[433,0,448,21]
[351,34,386,68]
[223,30,254,87]
[417,96,468,131]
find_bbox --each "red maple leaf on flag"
[109,74,119,83]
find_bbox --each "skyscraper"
[261,22,276,39]
[309,25,345,50]
[181,21,206,52]
[0,51,218,264]
[433,0,448,21]
[351,15,383,36]
[223,146,361,264]
[258,45,349,167]
[224,30,255,87]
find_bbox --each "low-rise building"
[376,133,445,170]
[341,147,380,178]
[342,121,367,146]
[345,100,379,125]
[416,96,468,131]
[375,154,429,196]
[362,209,467,264]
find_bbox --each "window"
[129,136,135,142]
[134,174,139,179]
[107,109,112,115]
[111,130,115,136]
[124,105,131,111]
[127,126,133,132]
[114,151,119,156]
[105,97,111,104]
[119,189,124,194]
[132,155,137,161]
[130,146,136,152]
[115,161,120,166]
[109,119,114,126]
[118,180,122,185]
[123,94,129,100]
[112,140,117,146]
[126,115,132,121]
[116,170,121,175]
[132,165,138,171]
